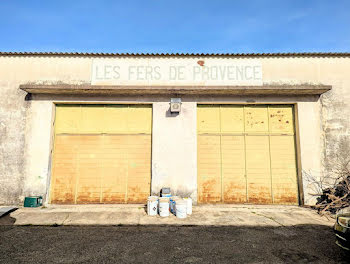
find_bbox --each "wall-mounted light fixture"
[170,98,181,113]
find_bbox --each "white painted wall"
[23,95,323,205]
[151,101,197,201]
[2,55,350,205]
[23,101,54,199]
[297,102,323,204]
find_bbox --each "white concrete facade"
[151,101,197,200]
[1,54,349,205]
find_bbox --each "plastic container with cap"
[158,197,170,217]
[183,197,192,215]
[175,199,187,219]
[147,196,158,216]
[170,196,181,214]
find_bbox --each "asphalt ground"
[0,223,348,263]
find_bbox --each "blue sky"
[1,0,349,53]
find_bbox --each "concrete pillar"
[151,101,197,203]
[298,101,323,205]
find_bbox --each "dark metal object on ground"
[0,207,17,218]
[334,208,350,251]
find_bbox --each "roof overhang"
[20,84,331,96]
[2,52,350,57]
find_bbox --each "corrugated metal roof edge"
[0,52,350,57]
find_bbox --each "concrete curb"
[0,205,334,227]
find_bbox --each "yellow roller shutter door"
[50,105,152,204]
[197,105,299,204]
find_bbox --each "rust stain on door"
[197,105,299,205]
[50,105,152,204]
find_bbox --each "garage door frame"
[196,102,304,205]
[47,102,153,204]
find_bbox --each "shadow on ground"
[0,224,348,263]
[0,214,16,225]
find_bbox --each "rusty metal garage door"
[50,105,152,204]
[197,105,299,204]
